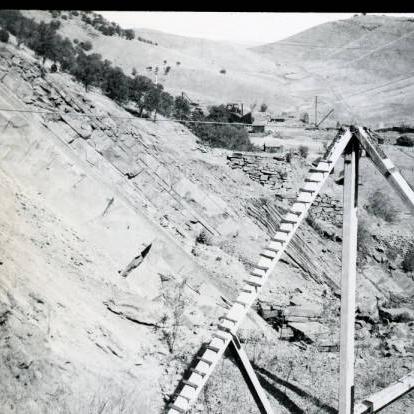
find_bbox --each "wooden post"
[339,137,359,414]
[354,371,414,414]
[229,335,274,414]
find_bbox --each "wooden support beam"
[229,336,275,414]
[354,371,414,414]
[357,127,414,213]
[339,137,359,414]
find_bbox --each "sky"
[98,12,414,45]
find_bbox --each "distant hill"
[252,14,414,126]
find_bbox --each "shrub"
[299,145,309,159]
[0,29,9,43]
[395,135,414,147]
[176,61,181,65]
[365,190,398,223]
[401,244,414,272]
[157,279,188,353]
[73,38,79,44]
[62,14,68,20]
[220,69,226,74]
[164,65,171,75]
[50,63,57,72]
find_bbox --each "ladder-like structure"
[168,126,414,414]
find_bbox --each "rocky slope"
[0,23,413,414]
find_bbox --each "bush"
[395,135,414,147]
[62,14,68,20]
[365,190,398,223]
[259,103,268,112]
[73,38,79,44]
[299,145,309,159]
[0,29,9,43]
[50,63,57,72]
[401,245,414,272]
[220,69,226,74]
[196,230,212,245]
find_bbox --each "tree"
[128,75,153,116]
[142,84,162,115]
[80,40,93,51]
[124,29,135,40]
[207,105,231,123]
[259,103,268,112]
[158,91,174,116]
[56,37,76,70]
[28,21,58,64]
[0,29,9,43]
[173,95,191,119]
[101,66,129,103]
[50,20,61,30]
[71,52,103,91]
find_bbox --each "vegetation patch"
[395,135,414,147]
[365,190,398,223]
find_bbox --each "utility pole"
[314,96,318,127]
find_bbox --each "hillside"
[20,11,414,127]
[0,11,413,414]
